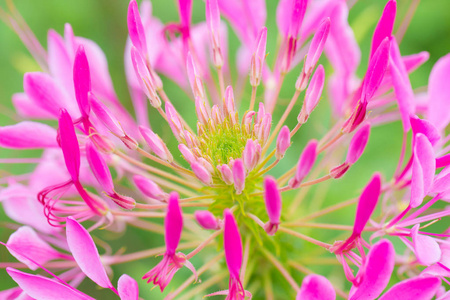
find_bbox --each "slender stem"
[166,253,224,300]
[261,248,300,292]
[395,0,421,44]
[300,198,357,222]
[278,227,331,249]
[136,147,194,177]
[393,132,407,179]
[402,194,441,223]
[158,89,194,133]
[111,211,166,218]
[180,195,214,202]
[134,202,210,210]
[114,151,201,189]
[177,271,228,300]
[282,222,357,231]
[318,132,344,153]
[290,122,302,137]
[254,159,280,177]
[299,174,332,187]
[186,229,223,259]
[264,272,275,300]
[263,90,301,155]
[156,106,168,122]
[249,86,257,111]
[127,218,164,234]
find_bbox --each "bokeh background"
[0,0,449,298]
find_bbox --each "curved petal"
[379,277,441,300]
[118,274,139,300]
[0,121,58,149]
[427,53,450,131]
[297,274,336,300]
[411,225,441,265]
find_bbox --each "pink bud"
[289,140,317,188]
[178,144,197,165]
[195,97,209,125]
[73,46,91,118]
[250,27,268,87]
[205,0,223,68]
[362,38,390,103]
[263,176,281,235]
[165,192,183,255]
[304,18,330,74]
[195,210,220,230]
[342,101,368,134]
[198,157,215,174]
[257,114,272,144]
[256,102,266,125]
[133,175,168,201]
[127,0,148,57]
[353,173,381,236]
[370,0,396,59]
[217,164,234,185]
[224,86,237,124]
[211,105,222,125]
[243,139,261,171]
[187,52,205,99]
[183,130,198,148]
[139,126,173,163]
[298,65,325,123]
[276,126,291,159]
[223,209,242,279]
[242,111,256,134]
[329,163,350,179]
[191,162,213,186]
[232,159,246,194]
[130,47,161,107]
[165,102,184,141]
[346,123,371,164]
[89,92,138,150]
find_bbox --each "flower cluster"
[0,0,450,299]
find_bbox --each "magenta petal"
[379,277,441,300]
[411,225,441,265]
[7,268,92,300]
[66,217,113,289]
[263,176,282,225]
[297,274,336,300]
[289,140,318,188]
[369,0,396,58]
[127,0,148,57]
[304,65,325,115]
[195,210,219,230]
[165,192,183,255]
[403,51,429,73]
[73,46,91,117]
[410,115,440,146]
[346,123,371,165]
[59,109,81,182]
[224,209,242,279]
[12,92,54,119]
[178,0,193,31]
[89,92,124,137]
[118,274,139,300]
[427,54,450,131]
[361,37,390,103]
[350,239,395,300]
[304,18,330,73]
[353,173,381,236]
[0,121,58,149]
[85,140,114,194]
[410,133,436,208]
[232,158,246,194]
[7,226,60,271]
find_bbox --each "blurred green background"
[0,0,449,298]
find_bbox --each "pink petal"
[89,92,124,137]
[427,53,450,131]
[276,0,308,38]
[403,51,429,73]
[369,0,396,58]
[297,274,336,300]
[118,274,139,300]
[346,123,371,165]
[139,126,173,162]
[194,210,219,230]
[133,175,167,201]
[361,38,390,103]
[378,277,441,300]
[411,224,441,265]
[12,92,54,119]
[390,37,414,132]
[23,72,78,118]
[165,192,183,255]
[177,0,192,32]
[7,268,92,300]
[232,158,246,194]
[191,162,213,186]
[47,29,74,96]
[0,121,58,149]
[289,140,318,188]
[410,133,436,208]
[59,109,81,182]
[7,226,60,271]
[73,46,91,117]
[410,115,440,146]
[350,239,395,300]
[276,126,291,159]
[353,173,381,236]
[66,217,113,289]
[264,176,282,225]
[224,209,242,278]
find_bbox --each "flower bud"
[133,175,168,201]
[346,123,370,165]
[205,0,223,68]
[242,111,256,134]
[243,139,261,171]
[191,162,213,186]
[276,126,291,160]
[165,102,184,141]
[224,86,237,124]
[178,144,197,165]
[263,176,281,235]
[139,126,173,163]
[289,140,318,188]
[195,210,220,230]
[304,18,330,75]
[299,65,325,123]
[217,164,234,185]
[195,97,209,125]
[250,27,267,87]
[211,105,222,126]
[232,159,246,194]
[198,157,215,174]
[257,114,272,144]
[187,52,205,99]
[329,163,350,179]
[127,0,148,57]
